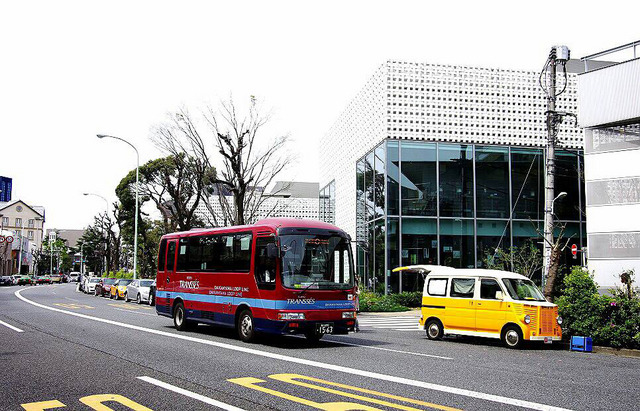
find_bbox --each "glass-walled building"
[356,139,585,294]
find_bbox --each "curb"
[591,345,640,359]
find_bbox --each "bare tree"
[153,97,293,227]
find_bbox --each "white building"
[578,41,640,288]
[192,181,319,227]
[0,199,45,274]
[320,59,590,292]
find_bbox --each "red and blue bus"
[155,218,357,342]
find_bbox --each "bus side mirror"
[266,243,279,259]
[495,291,504,300]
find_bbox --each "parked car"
[148,280,156,306]
[125,279,155,304]
[12,274,21,285]
[17,275,33,286]
[36,275,52,284]
[95,278,117,297]
[110,279,133,300]
[0,276,13,286]
[69,272,80,282]
[84,277,101,294]
[50,275,62,283]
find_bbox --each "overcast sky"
[1,0,637,230]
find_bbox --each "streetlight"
[97,134,139,279]
[551,191,568,216]
[84,192,109,276]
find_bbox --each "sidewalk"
[358,308,420,317]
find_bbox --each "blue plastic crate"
[570,336,593,352]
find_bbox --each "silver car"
[125,279,154,304]
[84,277,101,294]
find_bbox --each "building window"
[15,218,22,227]
[28,219,35,228]
[1,217,7,226]
[400,141,437,216]
[28,231,34,240]
[439,144,474,217]
[475,146,509,219]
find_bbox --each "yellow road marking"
[270,374,460,411]
[53,303,94,309]
[108,303,151,310]
[228,377,379,410]
[79,394,153,410]
[21,400,66,410]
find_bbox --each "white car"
[125,279,155,304]
[12,275,21,285]
[84,277,101,294]
[69,272,80,282]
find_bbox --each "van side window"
[480,279,502,299]
[166,241,176,272]
[427,278,447,296]
[450,278,475,298]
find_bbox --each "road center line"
[319,337,453,360]
[0,318,24,333]
[138,376,245,411]
[15,288,570,411]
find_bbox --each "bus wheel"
[237,310,255,343]
[502,325,523,349]
[173,301,192,331]
[426,319,443,340]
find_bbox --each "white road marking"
[15,288,571,411]
[138,376,245,411]
[0,318,24,333]
[323,337,452,360]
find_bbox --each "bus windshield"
[280,234,354,290]
[502,278,546,302]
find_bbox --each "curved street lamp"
[96,134,139,279]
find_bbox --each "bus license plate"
[316,323,334,335]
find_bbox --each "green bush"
[557,267,640,349]
[388,291,423,308]
[359,292,410,312]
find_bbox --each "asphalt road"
[1,284,639,410]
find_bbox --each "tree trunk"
[543,246,560,301]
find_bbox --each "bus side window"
[158,239,167,272]
[166,241,176,272]
[255,237,276,290]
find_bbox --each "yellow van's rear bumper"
[529,335,562,342]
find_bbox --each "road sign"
[571,244,578,258]
[0,235,4,243]
[6,236,14,243]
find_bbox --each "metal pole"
[18,220,24,274]
[80,242,84,274]
[96,135,139,279]
[543,49,557,287]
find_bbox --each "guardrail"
[581,40,639,73]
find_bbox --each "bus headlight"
[278,313,305,320]
[342,312,356,319]
[556,316,563,325]
[524,315,531,324]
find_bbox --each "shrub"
[388,291,423,308]
[359,292,409,312]
[557,266,640,349]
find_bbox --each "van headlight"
[278,313,305,320]
[342,312,356,319]
[556,316,563,325]
[524,315,531,324]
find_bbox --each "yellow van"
[393,265,562,348]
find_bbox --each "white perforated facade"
[320,60,582,240]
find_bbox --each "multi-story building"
[578,41,640,288]
[0,176,12,202]
[320,59,589,293]
[0,199,45,274]
[192,181,319,227]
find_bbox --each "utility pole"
[49,231,56,275]
[542,45,570,287]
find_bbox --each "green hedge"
[557,267,640,349]
[359,291,422,312]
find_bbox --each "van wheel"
[426,319,443,340]
[237,310,256,343]
[502,325,523,349]
[173,302,193,331]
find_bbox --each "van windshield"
[502,278,546,302]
